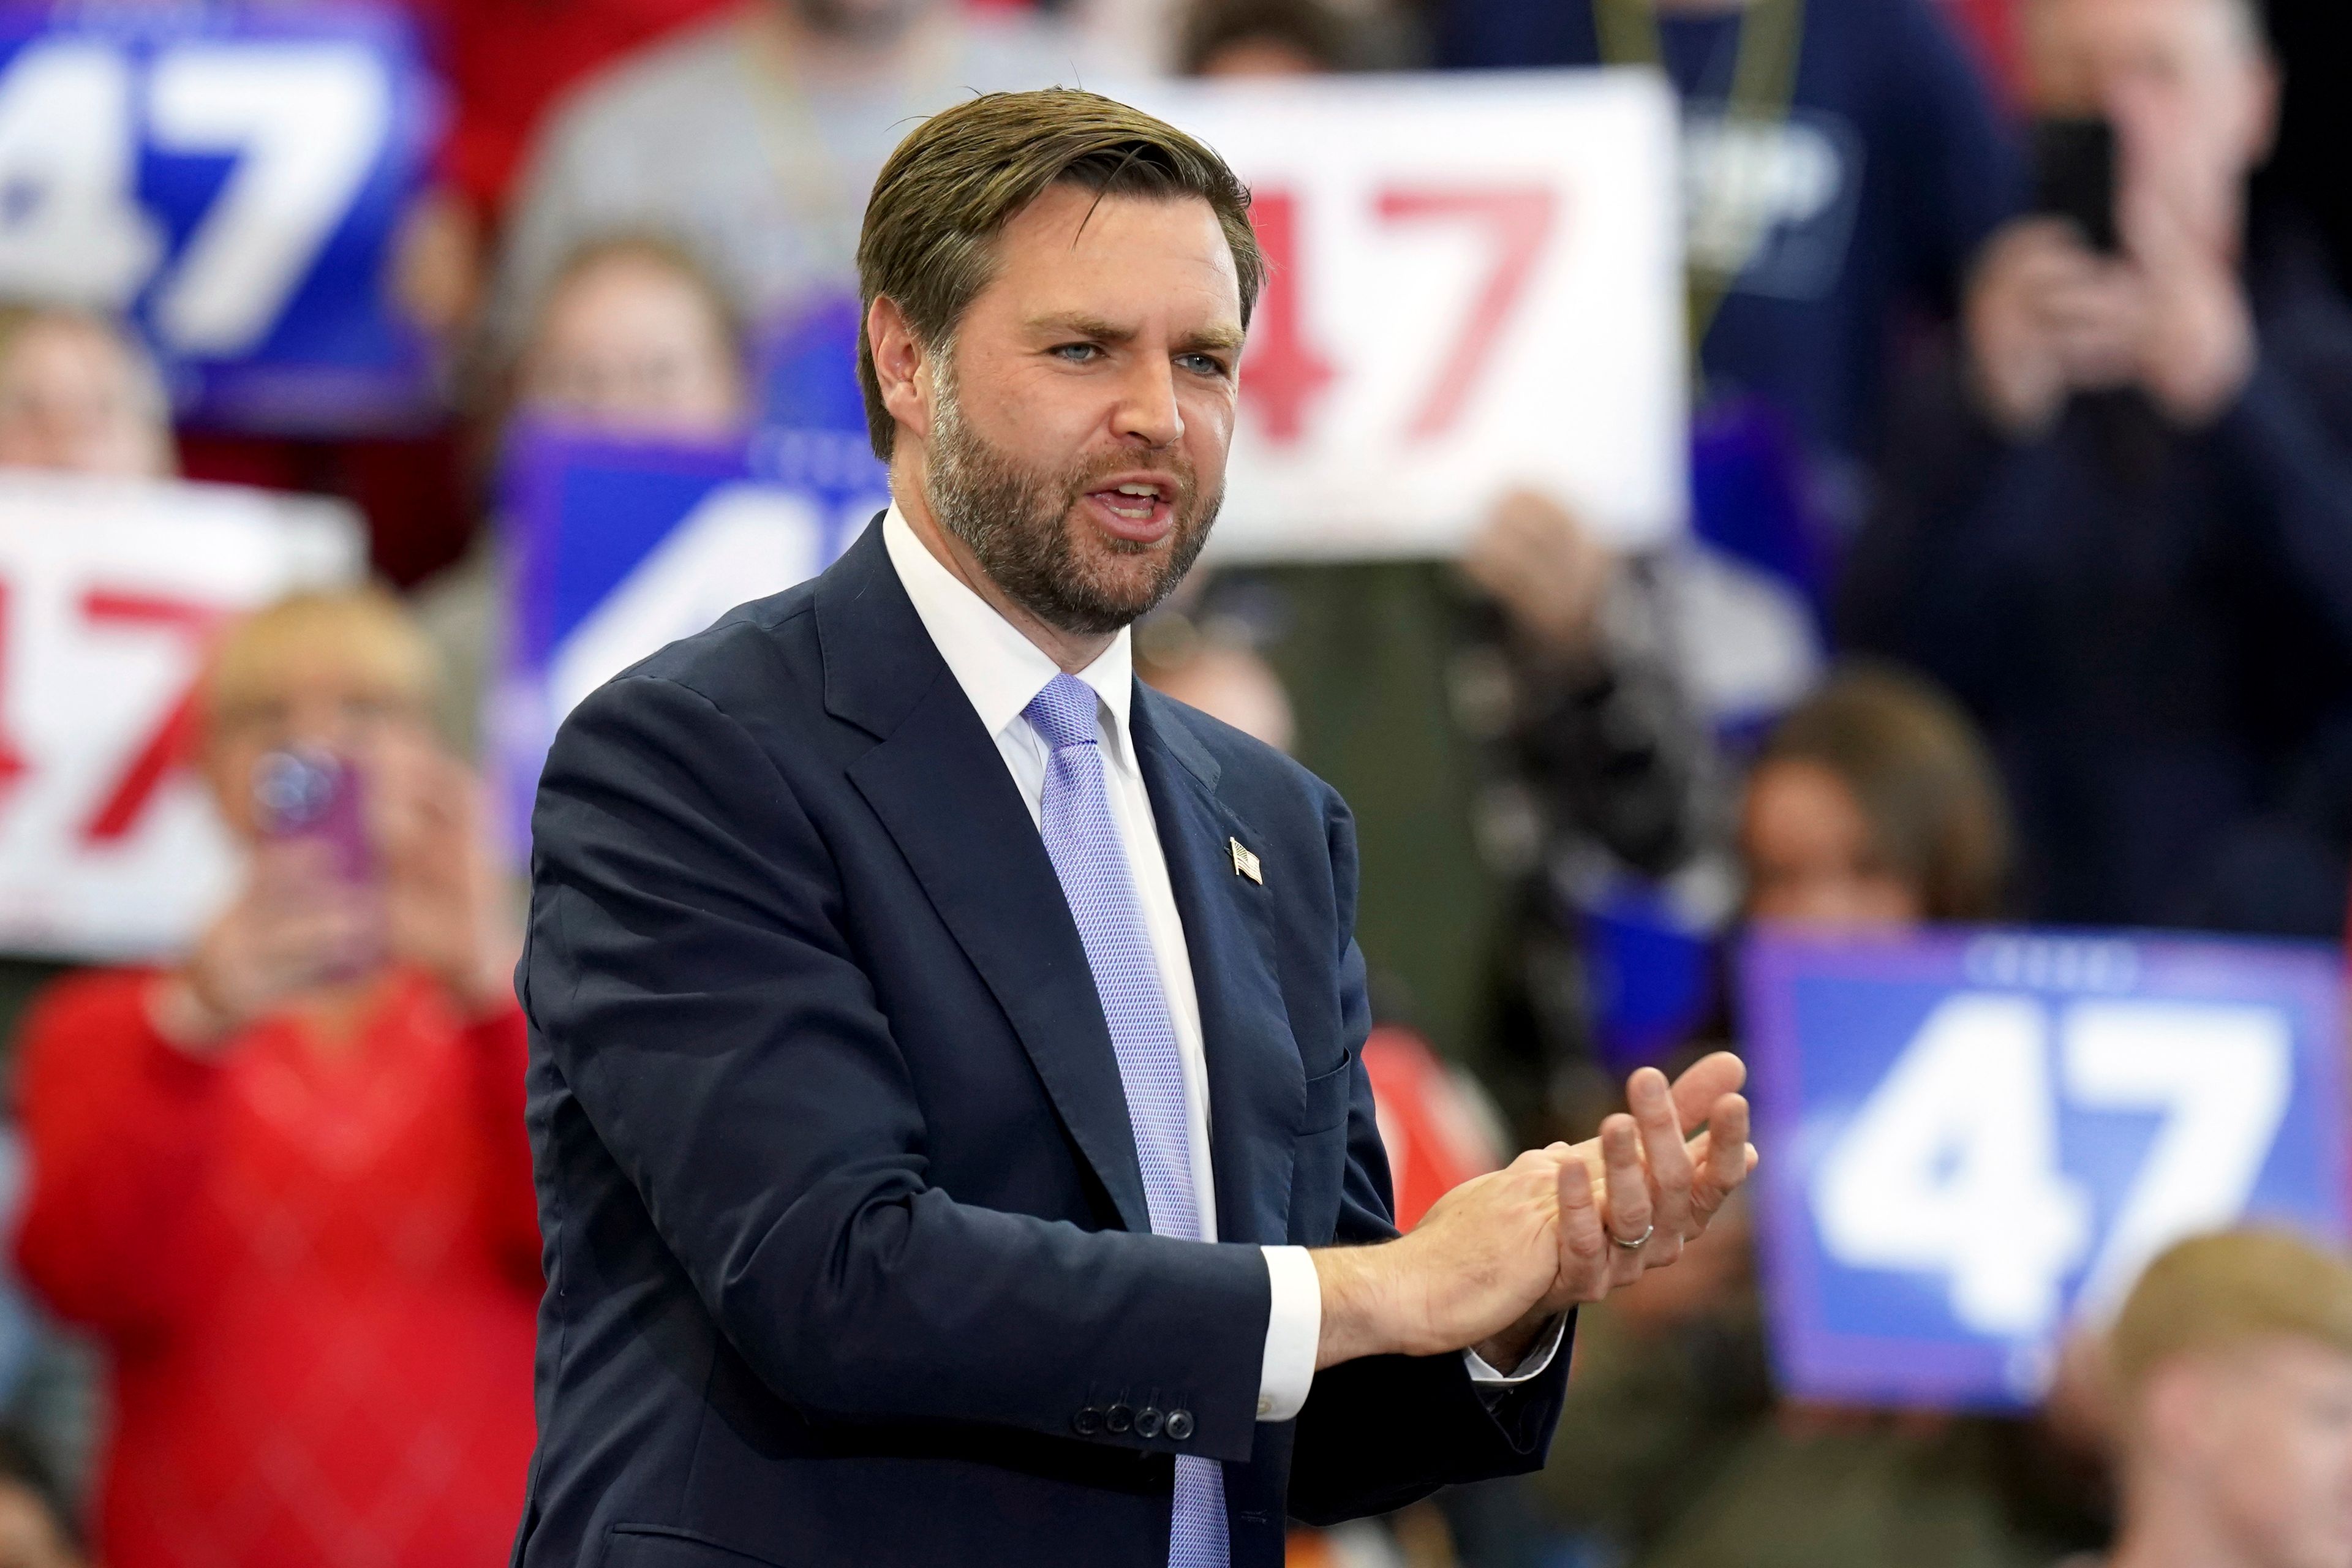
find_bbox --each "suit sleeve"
[524,673,1273,1463]
[1284,790,1572,1526]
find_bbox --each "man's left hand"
[1473,1053,1757,1368]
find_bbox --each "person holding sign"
[417,233,753,756]
[11,590,539,1568]
[0,306,174,481]
[514,88,1758,1568]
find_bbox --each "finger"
[1689,1093,1755,1223]
[1556,1153,1609,1303]
[1628,1066,1697,1244]
[1668,1051,1745,1130]
[1599,1113,1649,1248]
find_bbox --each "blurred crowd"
[0,0,2339,1564]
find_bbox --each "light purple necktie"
[1024,673,1229,1568]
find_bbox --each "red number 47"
[1242,184,1560,447]
[0,586,224,843]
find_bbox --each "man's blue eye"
[1051,343,1099,362]
[1179,354,1230,377]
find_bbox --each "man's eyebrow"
[1178,325,1247,355]
[1025,312,1135,343]
[1022,314,1245,354]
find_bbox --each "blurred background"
[0,0,2343,1564]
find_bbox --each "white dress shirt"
[881,507,1558,1422]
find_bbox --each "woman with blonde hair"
[12,588,538,1567]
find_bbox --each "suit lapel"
[1131,690,1306,1249]
[819,524,1152,1235]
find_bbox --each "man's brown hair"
[2110,1229,2352,1406]
[854,88,1264,461]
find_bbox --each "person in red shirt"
[12,588,539,1567]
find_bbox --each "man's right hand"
[1310,1052,1757,1370]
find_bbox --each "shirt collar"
[881,503,1136,760]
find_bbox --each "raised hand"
[1460,488,1616,661]
[149,837,383,1051]
[1545,1054,1755,1310]
[1311,1053,1758,1372]
[1966,218,2147,438]
[371,734,521,1016]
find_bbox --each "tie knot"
[1024,673,1099,753]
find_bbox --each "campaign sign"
[492,423,885,846]
[0,473,361,958]
[1126,70,1687,558]
[1744,927,2350,1410]
[0,4,442,432]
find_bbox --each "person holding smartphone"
[1843,0,2352,938]
[9,588,538,1568]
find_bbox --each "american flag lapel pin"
[1229,837,1263,885]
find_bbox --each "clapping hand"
[1311,1052,1757,1371]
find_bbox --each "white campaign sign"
[0,475,361,959]
[1129,70,1689,559]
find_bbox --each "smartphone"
[2030,116,2119,254]
[252,748,374,887]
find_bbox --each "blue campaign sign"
[0,4,442,432]
[490,421,885,846]
[1743,926,2350,1410]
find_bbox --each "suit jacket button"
[1104,1403,1134,1434]
[1073,1407,1104,1437]
[1134,1406,1164,1439]
[1164,1409,1195,1441]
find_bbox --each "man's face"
[2029,0,2274,243]
[915,185,1243,636]
[2167,1338,2352,1568]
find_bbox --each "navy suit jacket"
[511,521,1570,1568]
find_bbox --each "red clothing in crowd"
[417,0,736,219]
[13,969,542,1568]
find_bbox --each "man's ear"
[867,295,933,448]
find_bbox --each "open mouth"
[1082,478,1177,543]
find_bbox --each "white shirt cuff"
[1255,1245,1321,1422]
[1462,1312,1569,1385]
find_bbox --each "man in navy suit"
[512,88,1757,1568]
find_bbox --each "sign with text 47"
[0,474,360,959]
[1131,70,1687,560]
[1743,927,2348,1410]
[0,6,441,433]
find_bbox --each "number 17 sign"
[1129,70,1687,559]
[1743,927,2349,1410]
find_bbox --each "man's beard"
[925,366,1221,638]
